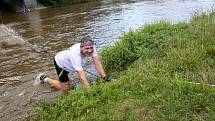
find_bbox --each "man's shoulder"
[69,43,81,50]
[72,43,81,47]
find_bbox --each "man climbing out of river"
[34,36,111,90]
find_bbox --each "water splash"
[0,24,26,45]
[0,24,45,54]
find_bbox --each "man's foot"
[34,73,47,86]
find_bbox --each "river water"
[0,0,215,120]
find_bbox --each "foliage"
[37,0,97,7]
[101,22,187,71]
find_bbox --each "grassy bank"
[32,11,215,121]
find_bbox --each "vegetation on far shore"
[37,0,98,7]
[0,0,98,12]
[31,11,215,121]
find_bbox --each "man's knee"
[60,82,71,90]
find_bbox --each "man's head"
[80,37,94,56]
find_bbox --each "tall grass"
[32,11,215,121]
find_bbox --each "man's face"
[81,45,94,56]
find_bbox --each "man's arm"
[93,56,106,78]
[76,70,90,87]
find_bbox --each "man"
[34,37,111,90]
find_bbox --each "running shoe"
[34,73,47,86]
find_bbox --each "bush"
[101,22,186,71]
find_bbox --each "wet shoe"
[34,73,47,86]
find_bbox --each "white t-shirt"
[55,43,98,74]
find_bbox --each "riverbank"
[31,10,215,120]
[37,0,99,7]
[0,0,98,13]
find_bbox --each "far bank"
[0,0,99,13]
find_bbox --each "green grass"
[31,11,215,121]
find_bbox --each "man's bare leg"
[45,75,73,90]
[46,78,64,89]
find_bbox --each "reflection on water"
[0,0,215,120]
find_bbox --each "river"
[0,0,215,120]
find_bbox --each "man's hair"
[80,36,94,47]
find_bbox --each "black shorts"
[54,59,69,82]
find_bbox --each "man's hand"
[77,70,90,87]
[103,76,112,82]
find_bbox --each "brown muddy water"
[1,0,215,120]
